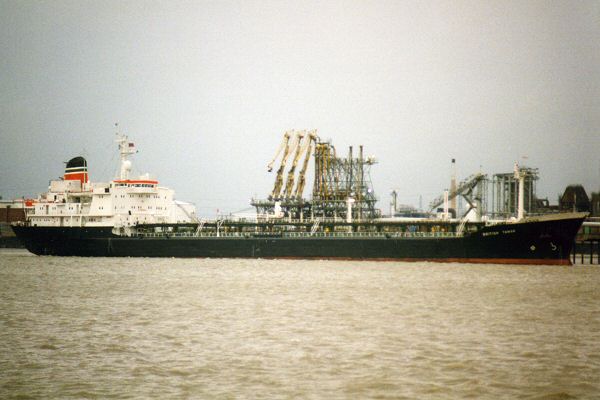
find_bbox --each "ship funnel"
[64,156,89,184]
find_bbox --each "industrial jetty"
[13,131,586,264]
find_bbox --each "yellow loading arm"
[283,130,307,198]
[293,130,318,199]
[267,131,291,172]
[271,131,301,199]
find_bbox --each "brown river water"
[1,249,599,399]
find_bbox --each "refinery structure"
[421,165,541,220]
[251,130,379,222]
[250,130,552,223]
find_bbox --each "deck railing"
[135,231,462,239]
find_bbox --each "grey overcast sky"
[1,0,599,215]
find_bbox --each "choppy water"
[1,250,599,399]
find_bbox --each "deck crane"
[270,130,302,200]
[293,130,318,199]
[283,130,307,198]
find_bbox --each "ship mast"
[115,124,136,180]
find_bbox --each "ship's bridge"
[111,179,159,193]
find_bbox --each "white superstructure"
[27,134,197,228]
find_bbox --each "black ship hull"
[12,213,586,265]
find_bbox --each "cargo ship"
[12,131,587,264]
